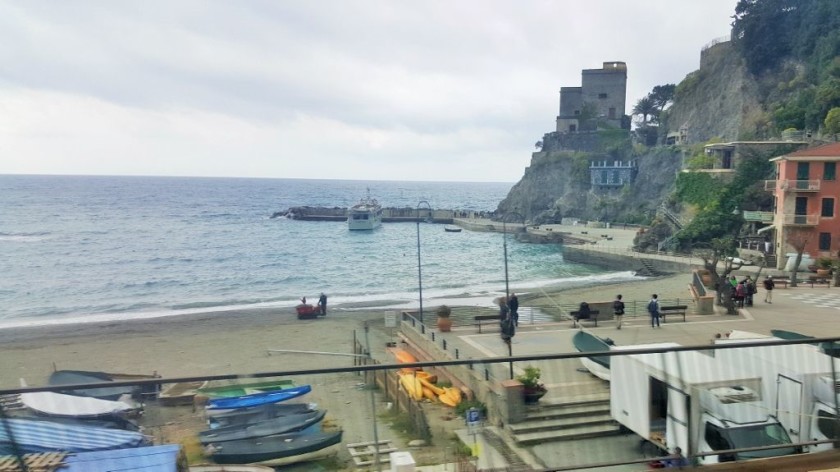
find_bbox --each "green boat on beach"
[198,379,295,398]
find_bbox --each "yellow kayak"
[438,387,462,407]
[399,374,424,401]
[418,376,444,396]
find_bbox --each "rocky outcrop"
[497,147,682,224]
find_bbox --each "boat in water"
[572,331,615,381]
[444,225,462,233]
[208,430,343,465]
[347,190,382,230]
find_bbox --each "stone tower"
[556,61,628,133]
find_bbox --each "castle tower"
[556,61,627,133]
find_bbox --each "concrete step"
[522,402,610,422]
[512,422,622,445]
[510,412,614,435]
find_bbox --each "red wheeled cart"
[296,304,322,319]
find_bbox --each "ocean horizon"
[1,174,636,329]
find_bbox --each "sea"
[0,175,637,329]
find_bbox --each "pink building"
[767,143,840,267]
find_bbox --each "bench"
[571,310,600,327]
[474,314,502,333]
[659,305,687,323]
[772,276,789,288]
[807,276,831,288]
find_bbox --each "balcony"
[742,211,774,223]
[784,180,821,192]
[764,180,778,191]
[782,213,819,226]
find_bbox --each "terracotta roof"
[787,142,840,157]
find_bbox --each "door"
[795,197,808,225]
[796,162,810,189]
[666,386,690,455]
[776,374,803,445]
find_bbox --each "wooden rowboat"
[198,380,295,399]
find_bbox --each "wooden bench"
[807,276,831,288]
[571,310,600,327]
[772,276,789,288]
[474,314,502,333]
[659,305,687,323]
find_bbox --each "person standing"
[763,276,775,303]
[647,294,661,328]
[508,293,519,327]
[735,281,746,308]
[498,297,514,345]
[318,292,328,316]
[743,276,755,307]
[613,294,625,330]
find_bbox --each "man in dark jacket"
[508,293,519,327]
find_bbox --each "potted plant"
[816,257,834,277]
[436,305,452,332]
[516,365,547,404]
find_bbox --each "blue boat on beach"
[206,385,312,411]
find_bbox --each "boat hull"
[48,370,138,401]
[200,410,326,444]
[198,380,295,399]
[0,418,149,454]
[572,331,614,381]
[208,403,316,429]
[210,430,343,465]
[206,385,311,412]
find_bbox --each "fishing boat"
[444,225,462,233]
[347,190,382,230]
[0,418,149,454]
[208,403,316,429]
[21,388,138,418]
[48,370,140,401]
[158,380,209,406]
[205,385,311,412]
[208,430,342,465]
[199,410,326,444]
[770,329,840,357]
[198,379,295,398]
[572,331,615,381]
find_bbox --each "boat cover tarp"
[21,389,135,417]
[61,444,181,472]
[206,385,311,411]
[0,418,149,453]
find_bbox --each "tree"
[535,140,543,151]
[825,107,840,134]
[693,237,743,315]
[785,228,811,287]
[650,84,676,114]
[632,96,657,124]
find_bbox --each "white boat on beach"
[347,190,382,230]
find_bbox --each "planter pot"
[523,388,547,405]
[437,317,452,332]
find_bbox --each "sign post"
[466,407,482,457]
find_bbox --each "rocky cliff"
[497,146,682,224]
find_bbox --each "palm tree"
[633,96,657,124]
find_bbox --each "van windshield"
[724,423,797,459]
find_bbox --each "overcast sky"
[0,1,737,182]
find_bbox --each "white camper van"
[715,337,840,452]
[611,346,796,464]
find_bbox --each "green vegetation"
[454,398,487,418]
[675,173,725,208]
[732,0,840,133]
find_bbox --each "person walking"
[508,293,519,327]
[763,275,775,303]
[613,294,625,330]
[318,292,328,316]
[647,294,661,328]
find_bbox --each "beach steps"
[508,393,620,445]
[636,257,667,277]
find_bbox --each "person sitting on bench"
[575,302,592,322]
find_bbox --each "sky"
[0,1,738,183]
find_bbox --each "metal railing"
[782,213,820,226]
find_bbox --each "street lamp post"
[502,211,524,379]
[416,200,431,325]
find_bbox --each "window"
[817,409,840,440]
[822,198,835,217]
[819,233,831,251]
[825,162,836,181]
[598,93,608,99]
